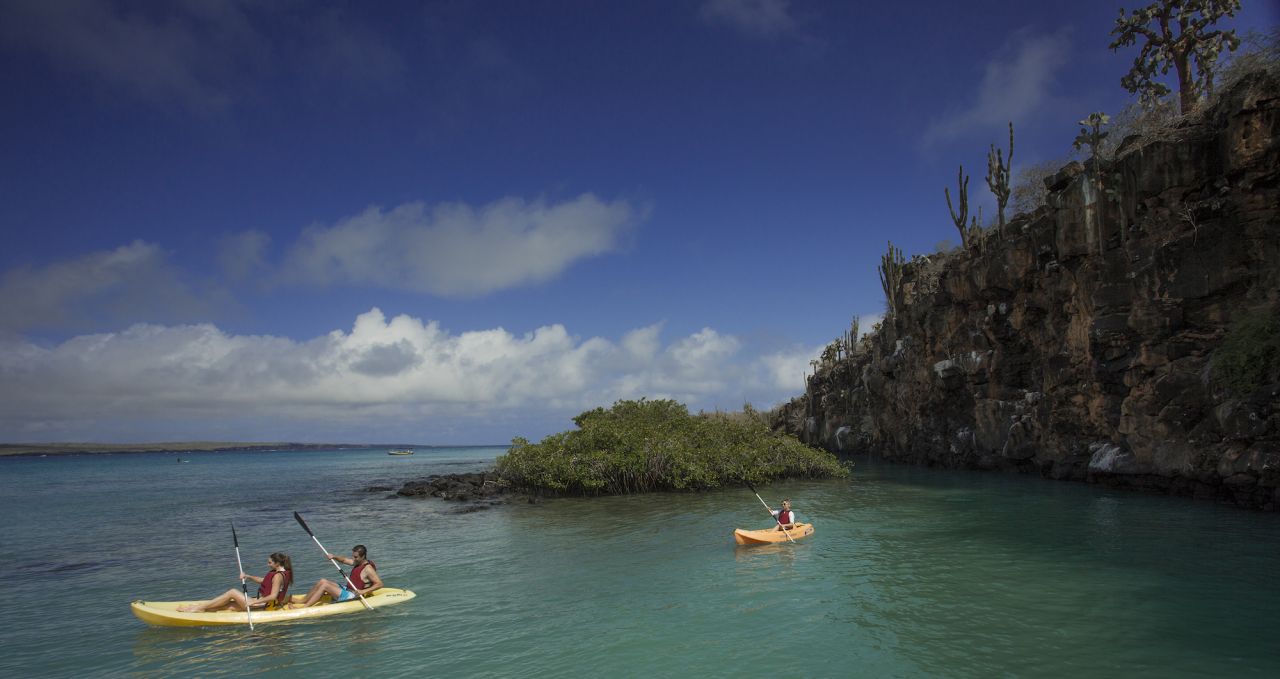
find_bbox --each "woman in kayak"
[177,552,294,612]
[290,544,382,608]
[771,499,798,531]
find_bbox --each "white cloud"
[699,0,799,39]
[0,309,814,441]
[0,241,230,333]
[279,194,643,296]
[922,28,1072,147]
[753,343,823,393]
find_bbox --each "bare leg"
[292,579,342,608]
[179,588,249,612]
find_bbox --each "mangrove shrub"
[495,398,848,495]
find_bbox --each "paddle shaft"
[231,525,254,630]
[750,490,796,544]
[294,512,375,612]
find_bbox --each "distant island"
[0,442,449,457]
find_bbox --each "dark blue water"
[1,449,1277,677]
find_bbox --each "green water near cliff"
[1,449,1276,677]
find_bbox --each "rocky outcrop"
[781,70,1280,510]
[392,472,529,511]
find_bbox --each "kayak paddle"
[231,522,254,630]
[293,511,374,611]
[744,481,796,544]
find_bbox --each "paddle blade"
[744,480,756,493]
[293,511,314,536]
[231,522,239,547]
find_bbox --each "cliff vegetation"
[778,33,1279,509]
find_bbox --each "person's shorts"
[335,586,357,602]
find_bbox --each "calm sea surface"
[1,447,1277,677]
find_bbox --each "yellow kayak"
[131,587,416,627]
[733,523,814,545]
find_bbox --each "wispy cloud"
[699,0,799,40]
[0,0,405,112]
[0,309,808,441]
[921,28,1072,148]
[278,194,645,297]
[0,241,231,333]
[218,230,271,282]
[0,0,263,111]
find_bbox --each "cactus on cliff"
[986,122,1014,238]
[842,316,860,365]
[878,241,906,316]
[1110,1,1241,113]
[944,165,971,248]
[1074,112,1112,251]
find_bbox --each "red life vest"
[258,569,291,605]
[776,509,794,525]
[349,561,376,592]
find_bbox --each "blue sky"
[1,0,1275,444]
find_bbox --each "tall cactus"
[986,122,1014,238]
[1074,112,1112,252]
[944,165,970,248]
[878,241,905,316]
[842,315,860,364]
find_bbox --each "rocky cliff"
[780,70,1280,510]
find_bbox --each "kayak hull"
[130,587,416,627]
[734,523,814,545]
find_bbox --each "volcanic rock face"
[782,71,1280,510]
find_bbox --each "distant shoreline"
[0,442,506,458]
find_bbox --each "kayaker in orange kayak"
[770,499,798,531]
[177,552,293,612]
[290,544,383,608]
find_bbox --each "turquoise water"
[1,448,1278,677]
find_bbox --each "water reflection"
[131,614,392,675]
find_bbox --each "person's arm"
[359,565,383,595]
[242,572,263,584]
[325,553,353,565]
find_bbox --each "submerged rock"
[393,472,515,507]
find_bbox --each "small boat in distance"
[388,449,414,456]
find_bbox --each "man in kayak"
[177,552,294,612]
[290,544,383,607]
[771,499,798,531]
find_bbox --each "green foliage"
[985,122,1014,237]
[494,398,848,495]
[1110,1,1242,113]
[1212,308,1280,396]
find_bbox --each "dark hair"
[353,545,367,559]
[270,552,294,588]
[270,552,293,571]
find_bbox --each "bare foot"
[287,602,309,610]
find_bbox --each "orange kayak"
[733,523,814,545]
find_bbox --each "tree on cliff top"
[1110,1,1242,114]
